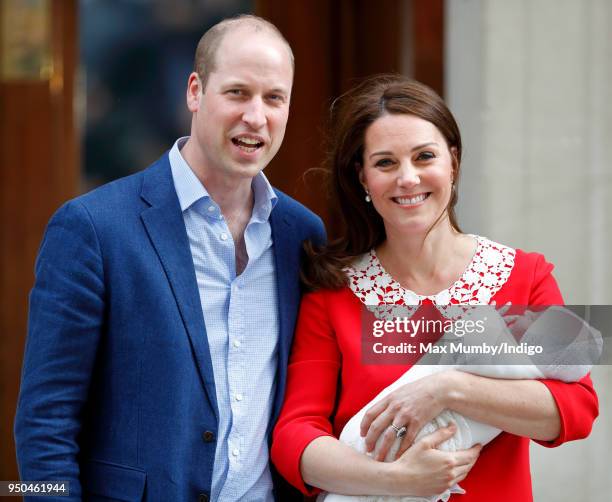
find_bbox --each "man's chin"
[225,161,265,180]
[228,152,272,173]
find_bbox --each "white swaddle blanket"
[318,306,602,502]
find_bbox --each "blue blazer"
[14,153,325,501]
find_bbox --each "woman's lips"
[391,193,430,206]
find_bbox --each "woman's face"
[360,113,456,236]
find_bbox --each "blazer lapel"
[139,155,219,419]
[269,205,300,421]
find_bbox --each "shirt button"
[207,205,215,212]
[232,448,240,457]
[235,393,243,401]
[220,232,228,241]
[202,430,215,442]
[198,493,209,502]
[233,339,241,348]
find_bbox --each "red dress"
[271,237,599,501]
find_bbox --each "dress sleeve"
[527,253,564,305]
[271,290,342,495]
[536,374,599,447]
[527,254,599,447]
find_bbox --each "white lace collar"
[345,235,516,307]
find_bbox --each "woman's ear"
[449,146,459,181]
[357,162,366,189]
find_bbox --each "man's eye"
[267,94,285,103]
[227,89,243,96]
[375,159,394,168]
[416,151,435,161]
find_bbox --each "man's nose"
[242,97,266,129]
[397,162,420,187]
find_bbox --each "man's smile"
[231,134,265,153]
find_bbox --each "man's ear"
[186,72,202,113]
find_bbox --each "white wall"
[445,0,612,500]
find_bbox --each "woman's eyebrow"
[369,150,393,159]
[369,142,438,159]
[411,142,438,151]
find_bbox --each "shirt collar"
[169,137,278,221]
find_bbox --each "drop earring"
[365,189,371,202]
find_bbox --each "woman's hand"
[299,424,481,497]
[387,424,482,496]
[360,371,453,460]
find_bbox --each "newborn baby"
[318,306,602,502]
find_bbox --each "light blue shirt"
[169,137,279,501]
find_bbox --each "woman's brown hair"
[303,74,463,291]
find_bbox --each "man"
[15,15,325,501]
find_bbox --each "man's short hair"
[193,14,294,90]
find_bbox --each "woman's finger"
[452,448,481,483]
[502,314,519,323]
[374,424,399,461]
[395,419,421,458]
[416,423,456,450]
[452,462,474,484]
[364,405,394,452]
[453,443,482,466]
[360,398,389,437]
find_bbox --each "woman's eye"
[416,151,435,161]
[375,158,394,168]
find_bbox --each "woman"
[271,75,598,500]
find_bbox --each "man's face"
[187,28,293,182]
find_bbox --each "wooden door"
[0,0,78,480]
